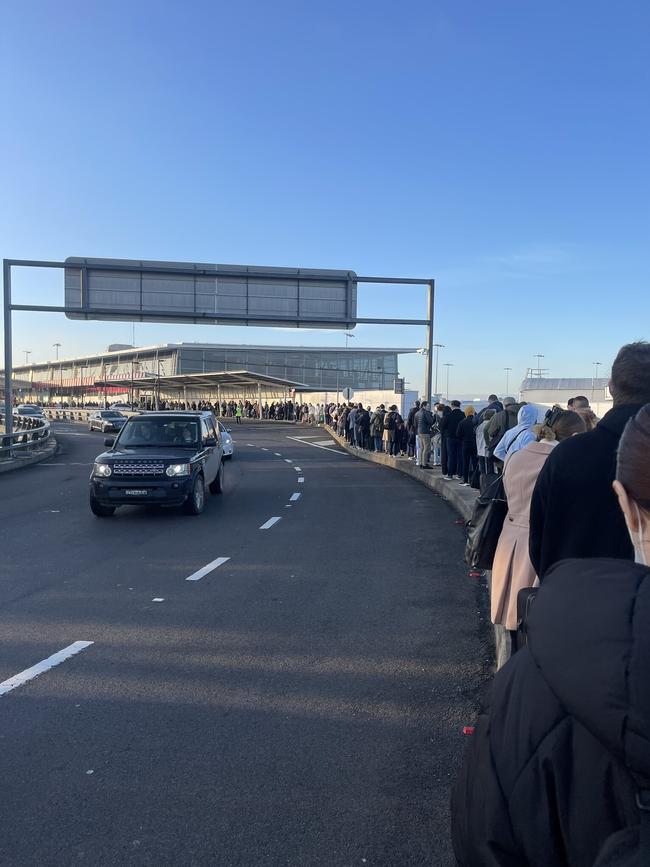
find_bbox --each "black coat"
[441,408,465,439]
[529,404,641,578]
[456,416,478,449]
[451,558,650,867]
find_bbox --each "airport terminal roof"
[93,369,311,392]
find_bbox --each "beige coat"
[491,440,556,629]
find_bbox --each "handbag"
[464,473,508,569]
[514,586,539,651]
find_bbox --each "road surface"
[0,421,489,866]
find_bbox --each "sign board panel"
[64,258,357,329]
[341,387,354,400]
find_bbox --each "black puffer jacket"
[451,558,650,866]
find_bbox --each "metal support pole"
[3,261,13,435]
[258,381,262,419]
[423,280,435,404]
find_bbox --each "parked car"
[217,420,234,459]
[89,411,225,517]
[88,411,127,433]
[109,402,137,411]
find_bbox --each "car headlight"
[93,463,112,477]
[166,463,191,477]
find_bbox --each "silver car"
[217,420,234,459]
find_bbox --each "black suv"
[89,412,225,517]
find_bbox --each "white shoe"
[443,475,453,481]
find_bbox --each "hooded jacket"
[529,404,641,578]
[493,404,539,461]
[451,558,650,867]
[486,402,525,453]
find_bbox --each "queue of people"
[452,341,650,867]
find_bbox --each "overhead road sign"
[63,258,358,329]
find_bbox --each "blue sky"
[1,0,648,396]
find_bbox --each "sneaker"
[443,475,453,481]
[460,482,470,487]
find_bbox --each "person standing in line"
[456,405,478,486]
[407,399,421,461]
[451,402,650,867]
[441,400,464,480]
[490,410,586,668]
[436,403,451,475]
[347,403,357,445]
[530,341,650,579]
[382,405,402,456]
[414,400,435,468]
[493,403,539,462]
[370,405,385,452]
[235,403,242,424]
[476,408,496,478]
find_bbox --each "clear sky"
[1,0,648,397]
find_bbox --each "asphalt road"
[0,421,489,866]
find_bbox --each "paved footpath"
[0,422,489,866]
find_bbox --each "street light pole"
[533,354,545,377]
[592,361,602,402]
[504,367,512,395]
[53,342,61,361]
[444,363,453,401]
[23,350,31,365]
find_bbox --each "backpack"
[384,412,396,431]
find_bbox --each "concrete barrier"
[0,437,58,474]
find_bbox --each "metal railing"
[0,412,51,462]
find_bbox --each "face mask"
[634,502,648,566]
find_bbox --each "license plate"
[125,489,148,496]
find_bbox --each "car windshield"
[116,418,200,448]
[102,412,123,418]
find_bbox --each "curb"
[0,437,58,475]
[322,427,478,522]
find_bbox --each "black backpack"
[384,412,396,431]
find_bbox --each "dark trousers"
[461,446,477,483]
[374,435,383,452]
[447,437,461,476]
[441,436,449,476]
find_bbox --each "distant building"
[520,377,612,416]
[6,342,416,403]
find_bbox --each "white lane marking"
[312,440,335,446]
[0,641,94,698]
[298,477,304,483]
[152,598,165,603]
[274,453,282,456]
[294,466,302,472]
[259,516,281,530]
[185,556,231,582]
[261,448,269,451]
[284,505,292,508]
[246,443,255,446]
[284,459,293,463]
[286,436,346,455]
[290,493,301,501]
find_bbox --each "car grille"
[112,461,165,477]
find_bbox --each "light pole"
[533,354,544,377]
[504,367,512,395]
[433,343,445,398]
[592,361,602,402]
[53,342,61,361]
[23,350,31,365]
[444,363,453,400]
[344,332,355,350]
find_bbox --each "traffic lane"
[0,427,301,673]
[0,435,482,866]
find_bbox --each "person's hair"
[616,404,650,510]
[538,409,586,442]
[421,400,428,408]
[567,398,575,408]
[390,404,397,411]
[575,407,598,431]
[573,395,590,409]
[483,408,496,421]
[451,400,461,408]
[379,404,385,410]
[464,405,475,416]
[610,342,650,405]
[488,394,498,402]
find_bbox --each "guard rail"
[0,412,52,462]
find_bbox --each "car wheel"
[208,460,225,495]
[90,496,115,517]
[88,422,93,431]
[224,453,232,461]
[184,474,205,514]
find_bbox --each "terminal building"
[519,376,612,416]
[6,342,417,407]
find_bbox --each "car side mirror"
[205,436,217,447]
[226,428,232,433]
[104,437,115,448]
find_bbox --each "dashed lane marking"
[185,556,231,582]
[0,641,94,698]
[294,467,302,472]
[286,435,346,455]
[261,448,269,451]
[259,517,281,530]
[298,477,304,483]
[284,459,293,463]
[274,453,282,456]
[290,493,301,501]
